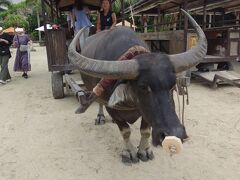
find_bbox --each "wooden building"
[125,0,240,58]
[125,0,240,87]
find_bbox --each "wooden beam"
[183,0,188,51]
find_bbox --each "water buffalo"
[68,10,207,164]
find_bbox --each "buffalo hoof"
[137,148,154,162]
[95,114,105,125]
[122,149,139,165]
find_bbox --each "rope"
[175,83,190,126]
[175,85,181,123]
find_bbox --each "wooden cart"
[41,0,125,99]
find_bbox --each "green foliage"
[27,12,38,32]
[112,0,139,13]
[3,14,29,29]
[25,0,40,12]
[29,30,39,41]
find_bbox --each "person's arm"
[96,13,101,33]
[0,35,9,44]
[72,9,76,30]
[27,35,32,45]
[67,12,72,30]
[110,12,117,30]
[12,35,18,48]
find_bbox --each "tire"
[51,72,64,99]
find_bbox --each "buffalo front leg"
[137,119,154,161]
[106,108,140,164]
[120,127,139,164]
[95,103,105,125]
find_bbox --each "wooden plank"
[192,71,217,82]
[217,71,240,80]
[192,70,240,88]
[201,55,237,63]
[65,74,84,94]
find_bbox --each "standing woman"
[0,27,13,84]
[96,0,116,32]
[13,28,31,79]
[72,0,92,49]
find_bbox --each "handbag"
[17,35,28,52]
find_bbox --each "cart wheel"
[51,72,64,99]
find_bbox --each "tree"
[3,14,29,29]
[0,0,12,8]
[25,0,42,41]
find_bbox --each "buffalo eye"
[139,84,152,93]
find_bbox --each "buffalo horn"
[68,27,139,79]
[169,9,207,73]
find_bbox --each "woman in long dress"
[13,28,31,79]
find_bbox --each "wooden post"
[222,9,225,27]
[161,12,165,30]
[144,15,148,33]
[209,14,212,28]
[157,5,161,31]
[203,0,207,30]
[179,6,182,30]
[154,16,157,32]
[237,12,240,25]
[183,0,188,51]
[213,10,216,27]
[121,0,125,26]
[141,13,144,32]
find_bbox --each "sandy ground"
[0,45,240,180]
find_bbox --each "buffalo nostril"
[152,130,166,146]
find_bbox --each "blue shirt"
[73,8,92,31]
